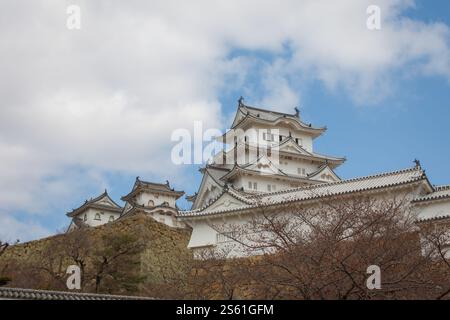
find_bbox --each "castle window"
[263,132,275,142]
[94,213,101,221]
[267,184,272,192]
[248,181,257,190]
[298,168,306,176]
[83,214,87,222]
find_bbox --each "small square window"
[253,182,257,190]
[263,132,275,142]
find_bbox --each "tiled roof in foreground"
[179,166,430,218]
[0,287,152,300]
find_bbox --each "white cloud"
[0,215,52,243]
[0,0,449,240]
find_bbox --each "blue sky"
[1,0,450,241]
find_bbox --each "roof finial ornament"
[414,159,421,168]
[238,96,244,107]
[294,107,300,118]
[165,180,170,188]
[136,176,140,181]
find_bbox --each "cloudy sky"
[1,0,450,241]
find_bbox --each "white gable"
[200,191,249,213]
[194,172,225,209]
[308,165,340,182]
[95,196,119,208]
[244,156,283,175]
[278,139,311,156]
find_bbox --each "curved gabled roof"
[66,190,122,218]
[307,164,341,181]
[231,104,326,134]
[191,165,231,209]
[121,177,184,202]
[179,184,255,216]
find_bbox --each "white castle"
[67,98,450,256]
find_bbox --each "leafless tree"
[91,233,146,294]
[0,241,8,258]
[196,196,450,299]
[0,241,10,286]
[419,220,450,299]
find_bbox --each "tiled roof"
[179,166,429,218]
[413,185,450,204]
[67,191,122,218]
[256,166,426,203]
[307,164,341,181]
[414,185,450,223]
[243,105,302,122]
[121,178,184,201]
[120,203,178,220]
[235,104,326,133]
[0,287,151,300]
[217,139,345,167]
[206,166,230,186]
[278,137,346,162]
[416,213,450,223]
